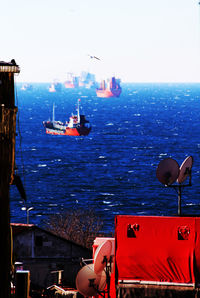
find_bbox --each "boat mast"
[52,103,55,122]
[77,99,80,123]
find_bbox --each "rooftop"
[0,59,20,73]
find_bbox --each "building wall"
[14,230,33,258]
[14,229,75,258]
[13,227,92,288]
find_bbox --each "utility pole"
[0,60,20,297]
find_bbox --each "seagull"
[88,55,100,61]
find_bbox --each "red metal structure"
[114,215,200,297]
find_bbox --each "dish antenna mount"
[156,156,193,216]
[93,240,113,297]
[77,240,114,298]
[76,263,106,297]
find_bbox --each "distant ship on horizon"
[64,71,97,89]
[21,83,33,91]
[78,71,97,88]
[64,73,79,89]
[96,77,122,98]
[49,81,62,92]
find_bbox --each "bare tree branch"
[43,208,104,248]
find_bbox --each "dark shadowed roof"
[11,223,35,236]
[0,59,18,66]
[11,223,92,252]
[0,59,20,73]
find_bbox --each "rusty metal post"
[0,60,20,297]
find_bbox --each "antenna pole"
[178,185,182,216]
[103,256,111,298]
[77,99,80,123]
[107,257,112,298]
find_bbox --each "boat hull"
[64,82,76,88]
[45,127,91,136]
[65,127,91,136]
[96,88,121,98]
[45,128,66,135]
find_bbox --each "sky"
[1,0,200,82]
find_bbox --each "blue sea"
[10,82,200,232]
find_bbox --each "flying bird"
[88,55,101,61]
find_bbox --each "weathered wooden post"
[0,60,20,297]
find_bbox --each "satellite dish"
[94,240,112,274]
[156,158,179,186]
[177,156,193,184]
[76,264,106,297]
[110,239,115,256]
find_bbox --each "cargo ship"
[96,77,122,98]
[43,100,91,136]
[64,71,97,89]
[78,71,97,88]
[49,82,62,92]
[64,73,79,88]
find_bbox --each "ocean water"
[10,82,200,232]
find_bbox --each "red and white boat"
[43,100,91,136]
[96,77,122,98]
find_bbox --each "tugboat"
[43,100,91,136]
[96,77,122,98]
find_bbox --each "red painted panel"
[115,216,200,285]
